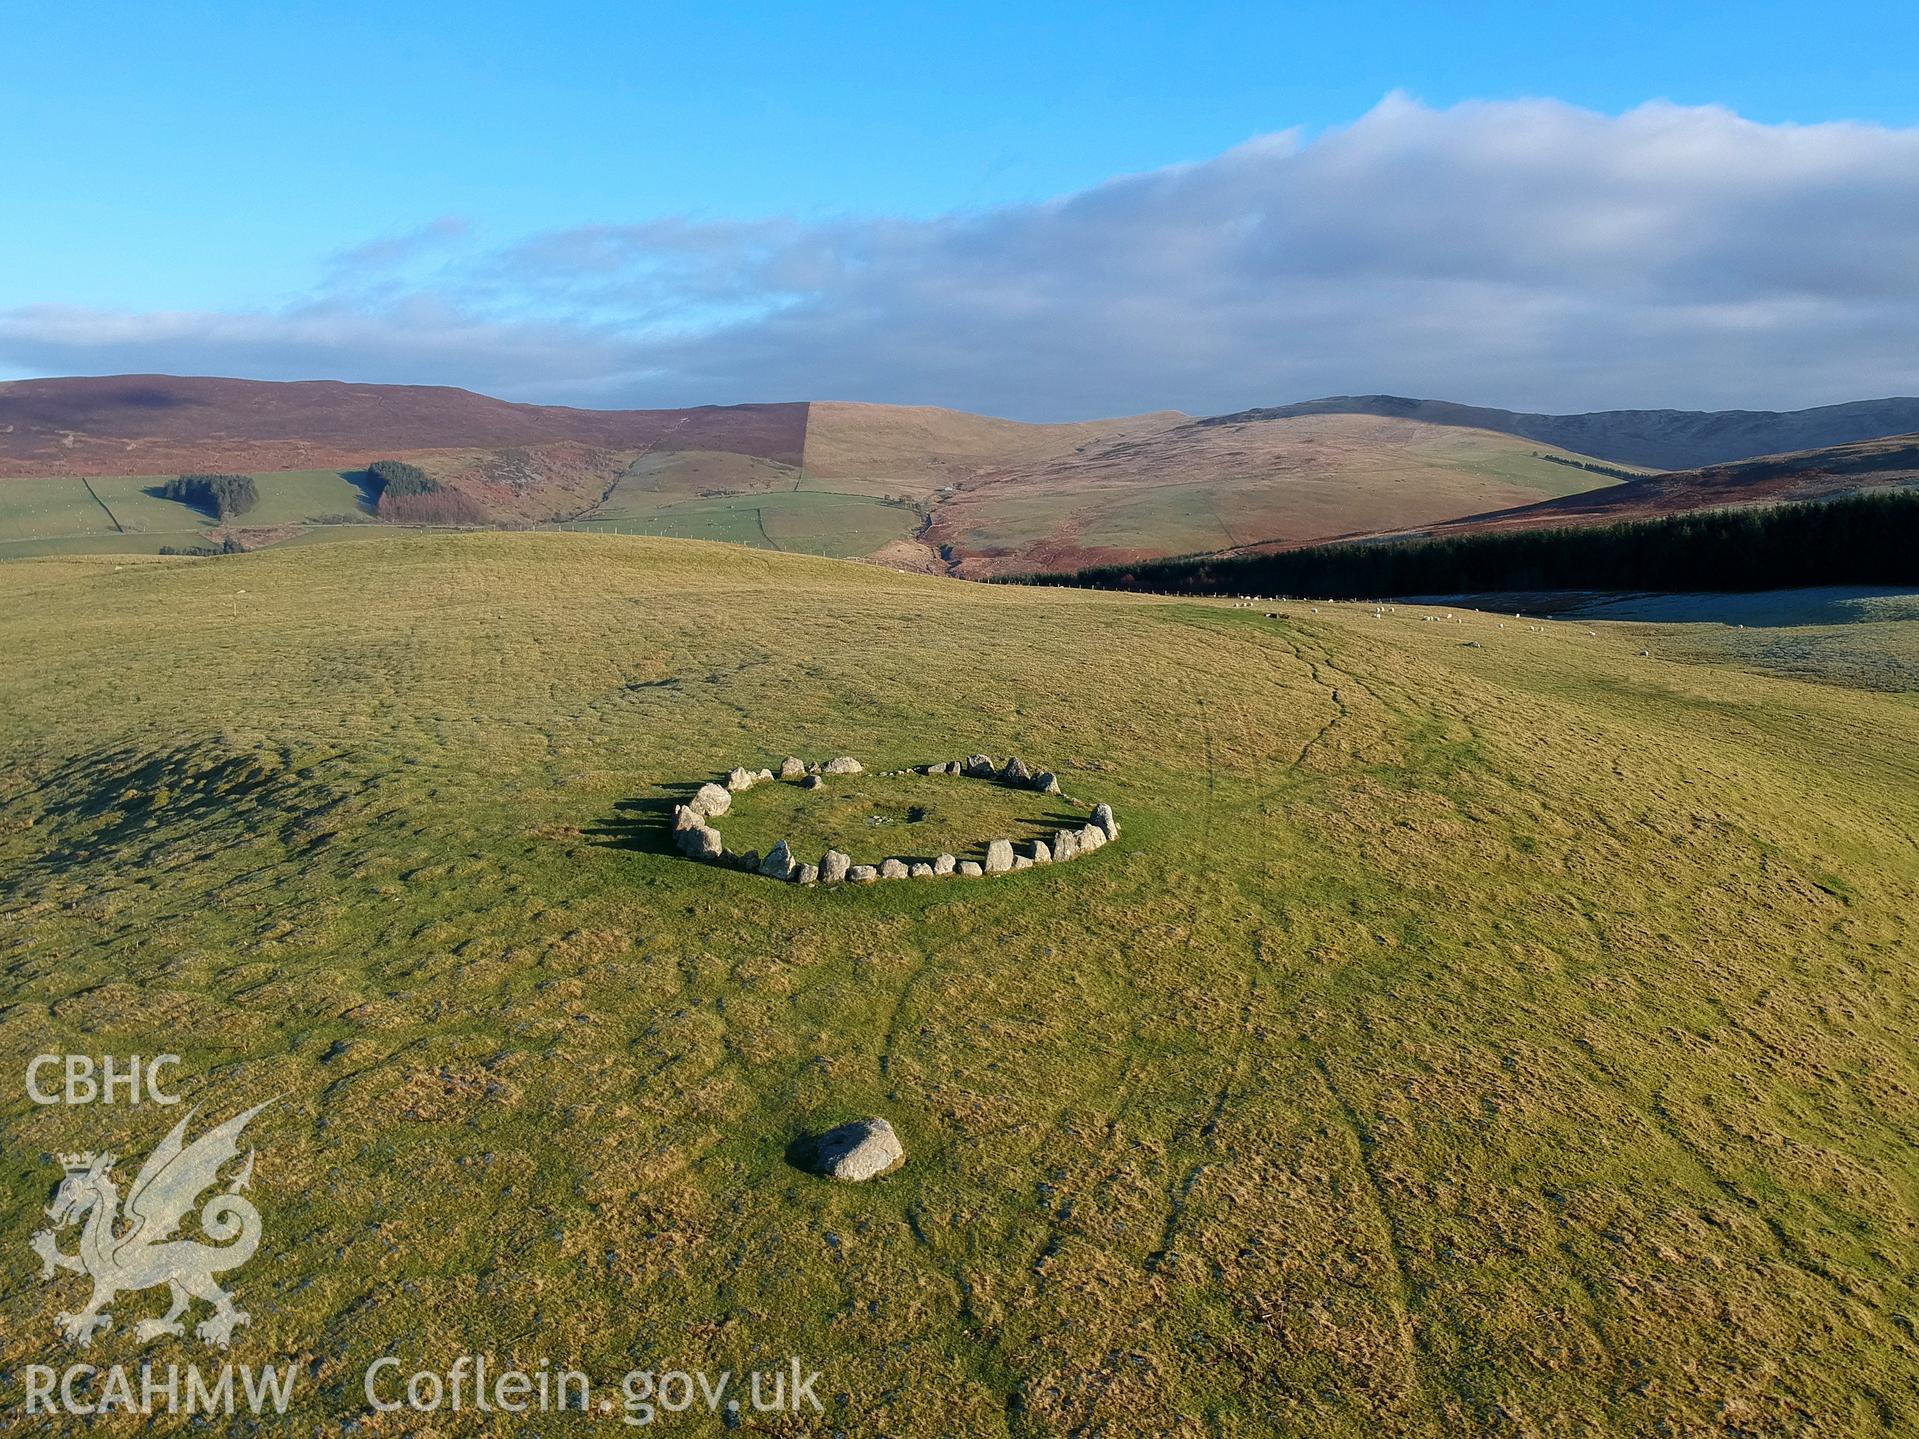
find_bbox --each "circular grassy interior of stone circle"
[718,773,1080,868]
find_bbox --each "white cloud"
[5,95,1918,416]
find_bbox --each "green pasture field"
[207,468,374,527]
[1,533,1916,1434]
[592,449,804,515]
[0,477,134,543]
[0,469,375,557]
[1420,437,1640,496]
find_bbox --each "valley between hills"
[8,375,1917,575]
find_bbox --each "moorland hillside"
[9,375,1919,575]
[1228,394,1919,469]
[0,378,1629,569]
[1421,431,1919,538]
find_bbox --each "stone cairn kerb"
[669,754,1118,884]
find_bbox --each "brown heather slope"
[0,374,808,476]
[0,377,1637,569]
[1416,432,1919,540]
[793,402,1640,574]
[799,400,1184,496]
[925,412,1634,575]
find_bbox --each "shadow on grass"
[345,468,383,514]
[782,1122,906,1180]
[584,790,690,856]
[142,483,221,521]
[782,1130,825,1175]
[874,806,1086,866]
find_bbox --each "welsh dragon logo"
[29,1102,268,1349]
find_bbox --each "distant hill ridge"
[9,375,1919,573]
[12,375,1919,476]
[0,374,809,474]
[11,373,1919,477]
[1208,394,1919,470]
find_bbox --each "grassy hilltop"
[2,532,1918,1434]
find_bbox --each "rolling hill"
[8,375,1919,573]
[1044,437,1919,605]
[916,409,1629,575]
[1221,394,1919,470]
[1421,431,1919,538]
[3,531,1917,1432]
[0,373,807,476]
[2,378,1639,571]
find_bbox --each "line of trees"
[1533,452,1643,481]
[161,473,258,519]
[1019,491,1919,598]
[158,536,246,556]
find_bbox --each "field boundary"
[80,478,123,533]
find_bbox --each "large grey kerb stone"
[812,1118,905,1182]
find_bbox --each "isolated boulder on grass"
[811,1117,904,1182]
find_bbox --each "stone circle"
[665,754,1120,885]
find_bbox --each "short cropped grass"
[718,770,1088,866]
[571,489,919,557]
[2,533,1917,1435]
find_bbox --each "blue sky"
[4,1,1918,415]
